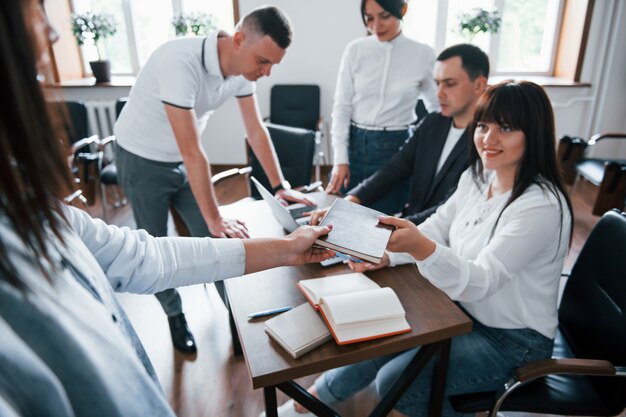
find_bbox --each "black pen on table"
[247,305,293,319]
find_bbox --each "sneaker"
[258,399,315,417]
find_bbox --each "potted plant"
[171,12,216,37]
[457,7,501,42]
[71,12,117,83]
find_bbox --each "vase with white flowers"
[71,12,117,83]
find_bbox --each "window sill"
[51,76,136,88]
[489,75,590,88]
[50,75,589,89]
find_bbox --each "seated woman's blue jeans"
[313,318,553,417]
[345,126,412,215]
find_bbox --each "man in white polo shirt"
[114,6,311,353]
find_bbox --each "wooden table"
[222,198,472,417]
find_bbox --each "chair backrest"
[248,123,315,199]
[558,209,626,407]
[414,99,428,125]
[62,101,89,144]
[115,97,128,120]
[557,135,588,185]
[269,85,320,131]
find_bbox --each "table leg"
[221,283,243,356]
[264,387,278,417]
[368,342,443,417]
[428,339,451,417]
[277,381,340,417]
[229,306,243,356]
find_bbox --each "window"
[71,0,235,76]
[403,0,564,75]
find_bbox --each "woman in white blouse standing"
[326,0,439,214]
[268,81,574,417]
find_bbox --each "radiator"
[84,101,117,138]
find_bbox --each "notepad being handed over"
[297,272,411,345]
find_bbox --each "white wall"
[62,0,626,163]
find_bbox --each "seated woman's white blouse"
[388,170,571,338]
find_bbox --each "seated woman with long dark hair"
[269,80,574,417]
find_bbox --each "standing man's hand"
[326,164,350,194]
[275,188,314,206]
[208,217,249,239]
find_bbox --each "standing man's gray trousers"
[115,145,228,316]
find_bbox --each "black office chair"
[267,84,325,181]
[413,99,429,126]
[247,123,316,200]
[558,133,626,215]
[65,134,99,208]
[61,101,100,204]
[450,209,626,416]
[95,97,130,220]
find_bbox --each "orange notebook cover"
[318,307,411,345]
[297,274,411,345]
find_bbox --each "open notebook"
[297,273,411,345]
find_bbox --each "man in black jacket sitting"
[313,44,489,226]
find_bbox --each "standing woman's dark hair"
[0,0,74,287]
[361,0,408,25]
[469,80,573,243]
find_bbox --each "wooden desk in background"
[222,198,472,417]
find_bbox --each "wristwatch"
[272,180,291,194]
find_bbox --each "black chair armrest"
[98,135,116,151]
[514,358,616,383]
[63,189,87,206]
[70,135,99,155]
[588,132,626,145]
[211,166,252,186]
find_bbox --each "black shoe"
[168,313,197,353]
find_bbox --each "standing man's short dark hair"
[437,44,490,80]
[239,6,293,49]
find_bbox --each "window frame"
[408,0,566,76]
[70,0,237,77]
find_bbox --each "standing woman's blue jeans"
[346,125,412,215]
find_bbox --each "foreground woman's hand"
[242,225,335,274]
[285,225,336,265]
[347,251,390,272]
[378,216,436,261]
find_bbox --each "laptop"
[251,176,316,233]
[251,176,344,267]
